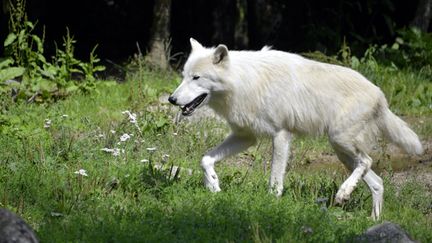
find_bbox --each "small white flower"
[120,133,131,142]
[44,119,52,128]
[111,148,125,156]
[140,159,149,163]
[61,114,69,118]
[101,147,124,157]
[97,133,105,138]
[122,110,138,124]
[162,154,170,162]
[146,147,157,152]
[173,132,178,136]
[110,130,116,134]
[101,148,114,153]
[112,148,121,156]
[74,169,88,177]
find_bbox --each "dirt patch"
[226,138,432,191]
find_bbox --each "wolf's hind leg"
[201,133,256,192]
[334,146,384,220]
[363,170,384,220]
[335,152,372,203]
[330,134,372,202]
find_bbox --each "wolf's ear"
[190,38,204,52]
[213,44,229,64]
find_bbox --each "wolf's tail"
[378,108,423,155]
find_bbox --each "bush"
[374,27,432,70]
[1,0,105,103]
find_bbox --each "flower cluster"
[74,169,88,176]
[120,133,131,142]
[101,147,125,156]
[122,110,141,133]
[44,119,52,128]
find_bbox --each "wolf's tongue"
[181,106,193,116]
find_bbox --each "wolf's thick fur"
[169,39,423,220]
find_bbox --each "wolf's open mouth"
[181,93,208,116]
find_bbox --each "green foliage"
[0,58,25,84]
[374,28,432,70]
[1,0,105,103]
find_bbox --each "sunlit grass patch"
[0,65,431,242]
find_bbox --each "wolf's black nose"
[168,96,177,105]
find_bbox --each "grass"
[0,62,431,242]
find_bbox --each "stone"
[0,208,38,243]
[355,221,417,243]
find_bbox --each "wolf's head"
[168,38,229,116]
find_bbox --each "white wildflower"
[101,148,114,153]
[61,114,69,118]
[101,147,124,157]
[120,133,131,142]
[112,148,121,156]
[44,119,52,128]
[110,130,116,134]
[146,147,157,152]
[162,154,170,162]
[74,169,88,177]
[122,110,141,133]
[173,132,178,136]
[112,148,124,156]
[122,110,137,124]
[140,159,149,163]
[97,133,105,138]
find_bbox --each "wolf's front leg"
[201,133,256,192]
[270,130,292,196]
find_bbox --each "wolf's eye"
[192,75,200,80]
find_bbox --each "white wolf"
[168,38,423,220]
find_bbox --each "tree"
[410,0,432,32]
[212,0,236,47]
[146,0,171,70]
[234,0,249,49]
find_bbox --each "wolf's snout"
[168,95,177,105]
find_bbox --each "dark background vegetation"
[0,0,430,64]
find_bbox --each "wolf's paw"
[335,190,350,205]
[269,187,283,197]
[206,183,221,192]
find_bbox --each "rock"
[0,208,38,243]
[355,221,417,243]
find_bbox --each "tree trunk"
[410,0,432,32]
[247,0,283,49]
[147,0,171,70]
[234,0,249,49]
[212,0,236,47]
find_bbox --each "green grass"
[0,64,431,242]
